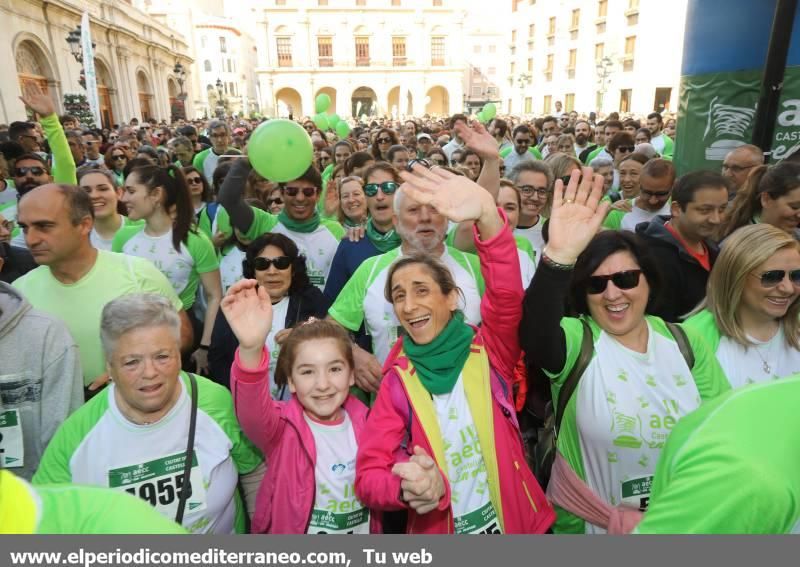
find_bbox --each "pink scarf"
[547,452,643,534]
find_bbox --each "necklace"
[753,347,771,374]
[751,334,778,374]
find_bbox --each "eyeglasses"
[1,219,15,232]
[364,181,400,197]
[515,139,532,146]
[284,186,318,197]
[429,157,446,165]
[186,177,203,185]
[253,256,292,271]
[111,154,126,161]
[616,146,636,154]
[640,187,671,199]
[407,158,431,171]
[587,270,642,294]
[266,197,283,207]
[377,137,393,144]
[750,269,800,288]
[519,185,551,198]
[15,166,46,177]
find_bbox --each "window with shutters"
[355,36,370,66]
[318,36,333,67]
[431,36,445,65]
[392,36,406,66]
[276,37,292,67]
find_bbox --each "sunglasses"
[284,186,318,197]
[266,197,284,207]
[587,270,642,295]
[364,181,400,197]
[186,177,203,185]
[640,188,671,199]
[519,185,551,198]
[253,256,292,271]
[515,139,532,145]
[751,269,800,288]
[617,146,636,153]
[15,166,46,176]
[407,158,431,171]
[377,137,393,144]
[111,155,126,161]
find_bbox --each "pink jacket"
[355,218,555,534]
[230,349,380,534]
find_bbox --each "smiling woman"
[520,167,730,534]
[32,293,264,534]
[78,167,141,251]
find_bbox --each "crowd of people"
[2,83,800,535]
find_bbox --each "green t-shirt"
[244,209,345,290]
[635,377,800,534]
[197,204,233,245]
[33,373,262,534]
[112,226,220,310]
[547,316,730,534]
[13,251,183,385]
[328,246,484,364]
[584,145,605,164]
[499,146,543,160]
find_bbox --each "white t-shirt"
[514,218,545,267]
[90,216,132,252]
[266,296,291,401]
[620,202,671,232]
[219,247,246,293]
[575,323,701,533]
[716,326,800,389]
[304,412,370,534]
[433,375,501,534]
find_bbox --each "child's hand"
[221,279,273,357]
[391,446,446,515]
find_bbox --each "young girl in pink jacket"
[223,280,379,534]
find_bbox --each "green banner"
[675,66,800,174]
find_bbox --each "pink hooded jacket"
[231,349,380,534]
[355,216,555,534]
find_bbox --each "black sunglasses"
[364,181,399,197]
[266,197,283,206]
[186,177,203,184]
[283,186,317,197]
[377,137,393,144]
[15,166,46,176]
[406,158,431,171]
[617,145,636,153]
[253,256,292,271]
[587,270,642,295]
[112,155,126,161]
[752,269,800,288]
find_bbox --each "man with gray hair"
[507,160,554,259]
[170,136,196,167]
[328,184,483,392]
[193,120,236,181]
[721,144,763,198]
[12,184,190,399]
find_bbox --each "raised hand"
[454,120,500,160]
[391,446,446,515]
[221,279,273,354]
[545,167,610,265]
[19,83,56,117]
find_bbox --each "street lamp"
[595,56,614,114]
[173,61,186,100]
[65,24,96,89]
[215,78,226,118]
[517,73,532,115]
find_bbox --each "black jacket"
[0,244,37,284]
[208,284,330,389]
[635,216,719,322]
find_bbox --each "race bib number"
[308,507,370,535]
[308,270,325,287]
[108,452,207,519]
[0,410,24,468]
[621,475,653,511]
[454,501,502,534]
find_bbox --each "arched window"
[204,60,212,72]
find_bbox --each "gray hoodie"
[0,282,83,480]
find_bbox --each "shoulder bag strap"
[175,373,199,525]
[666,322,695,369]
[555,319,594,437]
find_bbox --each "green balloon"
[315,93,331,114]
[248,120,314,183]
[336,121,351,138]
[483,102,497,120]
[476,111,487,123]
[313,113,329,131]
[328,113,341,129]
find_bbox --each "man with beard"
[635,171,729,322]
[328,183,484,392]
[506,160,554,261]
[0,87,76,248]
[573,120,592,156]
[502,125,543,171]
[218,159,344,291]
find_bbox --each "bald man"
[721,144,763,198]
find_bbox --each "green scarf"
[403,311,475,395]
[278,209,321,233]
[365,219,401,253]
[343,216,367,229]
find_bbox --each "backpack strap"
[666,322,695,369]
[555,319,593,436]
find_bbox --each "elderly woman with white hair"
[33,293,264,534]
